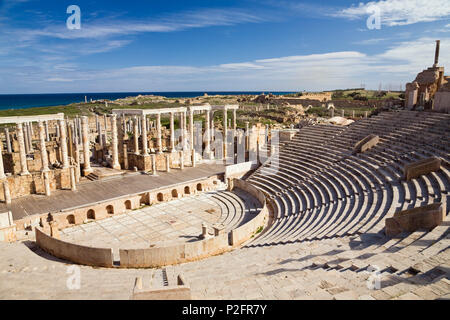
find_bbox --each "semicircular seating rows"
[207,189,262,231]
[246,111,450,247]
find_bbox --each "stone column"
[210,111,215,151]
[205,110,211,159]
[27,122,33,152]
[122,116,126,138]
[98,124,103,147]
[81,116,93,175]
[170,112,175,152]
[16,123,29,175]
[183,111,187,151]
[23,122,30,154]
[179,150,184,170]
[38,121,49,172]
[180,111,186,151]
[156,113,162,153]
[103,114,107,132]
[5,128,11,153]
[223,108,228,160]
[95,114,99,133]
[123,144,128,170]
[29,122,34,137]
[141,115,148,156]
[77,119,82,143]
[166,153,171,173]
[59,120,69,169]
[189,109,194,151]
[133,116,139,155]
[151,154,157,175]
[55,123,60,138]
[111,115,121,170]
[74,141,80,182]
[192,149,196,168]
[70,166,77,191]
[43,171,51,196]
[245,121,250,153]
[68,123,74,158]
[434,40,440,67]
[0,142,5,179]
[3,180,11,205]
[44,121,49,141]
[233,109,237,132]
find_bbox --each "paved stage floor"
[2,163,225,220]
[60,192,224,251]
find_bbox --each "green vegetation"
[331,89,403,101]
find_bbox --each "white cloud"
[7,8,264,41]
[336,0,450,26]
[353,38,389,45]
[1,37,448,93]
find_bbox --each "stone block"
[353,134,379,154]
[131,274,191,300]
[403,157,442,181]
[385,203,445,237]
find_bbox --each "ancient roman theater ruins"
[0,43,449,300]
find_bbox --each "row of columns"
[0,118,77,202]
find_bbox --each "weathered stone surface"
[353,134,379,154]
[385,203,445,237]
[403,157,441,181]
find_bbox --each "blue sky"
[0,0,449,93]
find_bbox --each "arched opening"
[106,205,114,215]
[87,209,95,220]
[171,189,178,198]
[196,183,203,191]
[140,194,148,206]
[67,214,75,225]
[125,200,132,210]
[184,186,190,195]
[157,193,164,202]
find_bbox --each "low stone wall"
[35,227,113,267]
[34,178,268,268]
[120,232,230,268]
[385,203,445,237]
[0,168,71,201]
[224,161,258,180]
[353,134,379,154]
[230,179,268,246]
[403,157,442,181]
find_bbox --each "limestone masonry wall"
[0,168,70,201]
[35,227,113,267]
[230,179,268,246]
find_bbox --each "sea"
[0,92,295,110]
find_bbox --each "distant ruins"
[405,40,450,112]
